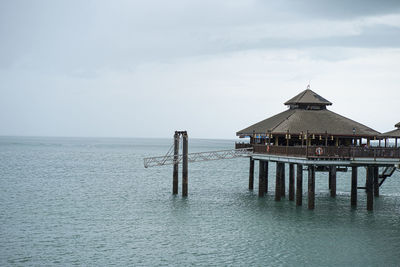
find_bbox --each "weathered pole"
[172,132,179,195]
[366,166,374,211]
[182,132,188,197]
[289,163,295,201]
[308,165,315,210]
[264,161,269,194]
[249,158,254,190]
[373,166,379,197]
[351,166,357,207]
[329,166,337,198]
[296,164,303,206]
[275,163,281,201]
[258,160,265,197]
[281,163,286,197]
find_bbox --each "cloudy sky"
[1,0,400,139]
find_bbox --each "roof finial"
[307,81,311,90]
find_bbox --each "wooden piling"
[258,160,265,197]
[173,132,179,195]
[373,166,379,197]
[182,133,188,197]
[366,166,374,211]
[281,163,285,197]
[264,161,269,194]
[308,165,315,210]
[275,163,281,201]
[329,166,337,198]
[249,158,254,190]
[351,166,357,207]
[289,163,295,201]
[296,164,303,206]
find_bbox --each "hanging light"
[331,135,334,141]
[288,134,291,139]
[319,135,322,140]
[312,134,315,139]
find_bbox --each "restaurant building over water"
[236,87,400,210]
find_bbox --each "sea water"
[1,136,400,266]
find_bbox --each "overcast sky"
[1,0,400,139]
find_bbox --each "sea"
[1,136,400,266]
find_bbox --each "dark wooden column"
[281,163,286,197]
[329,166,337,198]
[249,158,254,190]
[366,166,374,211]
[296,164,303,206]
[275,162,281,201]
[264,161,269,194]
[289,163,295,201]
[351,166,357,207]
[173,132,179,195]
[258,160,265,197]
[308,165,315,210]
[373,166,379,197]
[182,133,188,197]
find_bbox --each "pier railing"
[251,144,400,159]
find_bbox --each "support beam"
[366,166,374,211]
[296,164,303,206]
[329,166,337,198]
[373,166,379,197]
[351,166,357,207]
[249,158,254,190]
[258,160,265,197]
[182,133,188,197]
[281,163,286,197]
[289,163,295,201]
[173,132,179,195]
[265,161,269,194]
[275,163,281,201]
[308,165,315,210]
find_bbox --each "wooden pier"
[237,88,400,210]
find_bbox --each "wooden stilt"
[182,133,188,197]
[264,161,269,194]
[289,163,295,201]
[308,165,315,210]
[373,166,379,197]
[281,163,285,197]
[173,132,179,195]
[296,164,303,206]
[329,166,337,198]
[258,160,265,197]
[275,163,281,201]
[351,166,357,207]
[366,166,374,211]
[249,158,254,190]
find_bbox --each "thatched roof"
[382,123,400,137]
[237,89,379,137]
[284,89,332,106]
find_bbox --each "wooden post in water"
[329,166,337,198]
[296,164,303,206]
[249,158,254,190]
[172,132,179,195]
[308,165,315,210]
[281,163,286,197]
[366,166,374,211]
[275,163,281,201]
[258,160,265,197]
[182,132,188,197]
[289,163,295,201]
[373,166,379,197]
[351,166,357,207]
[264,161,269,194]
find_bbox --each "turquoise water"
[1,136,400,266]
